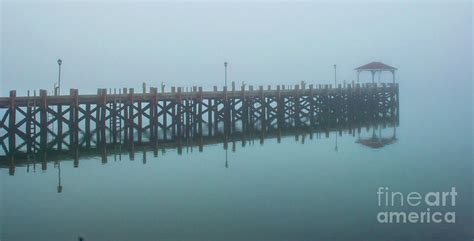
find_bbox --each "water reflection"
[356,126,397,148]
[1,121,398,178]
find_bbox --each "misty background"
[1,1,472,96]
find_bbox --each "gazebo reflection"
[356,126,397,149]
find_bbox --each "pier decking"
[0,82,399,157]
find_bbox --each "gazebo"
[355,61,397,83]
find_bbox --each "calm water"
[1,82,473,241]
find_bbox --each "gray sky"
[1,1,472,95]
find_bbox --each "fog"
[1,1,471,96]
[0,0,472,142]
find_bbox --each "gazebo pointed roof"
[355,62,397,71]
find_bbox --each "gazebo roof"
[355,62,397,71]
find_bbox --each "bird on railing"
[161,81,166,93]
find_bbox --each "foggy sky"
[0,1,472,96]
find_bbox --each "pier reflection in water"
[1,102,472,241]
[1,111,398,176]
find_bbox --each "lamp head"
[57,59,62,66]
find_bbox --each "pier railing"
[0,82,399,156]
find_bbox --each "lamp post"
[224,61,228,88]
[333,64,337,86]
[57,59,62,95]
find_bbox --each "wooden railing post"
[294,84,300,127]
[8,90,16,153]
[171,87,176,139]
[128,88,134,143]
[177,87,182,139]
[259,86,265,131]
[150,87,158,141]
[39,89,48,150]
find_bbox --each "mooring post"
[150,87,158,141]
[177,87,182,139]
[213,86,218,134]
[137,95,143,143]
[111,89,117,143]
[39,90,48,150]
[95,89,101,143]
[276,85,283,130]
[101,89,107,145]
[231,81,236,132]
[192,86,198,138]
[85,103,91,148]
[207,95,212,137]
[241,84,247,133]
[26,91,33,152]
[248,85,254,128]
[198,87,203,137]
[128,88,134,143]
[69,89,74,146]
[294,84,300,128]
[123,88,129,142]
[185,88,190,139]
[162,93,168,141]
[8,90,16,153]
[171,87,176,139]
[57,101,63,150]
[223,86,230,136]
[70,89,79,146]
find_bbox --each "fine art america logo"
[377,187,457,224]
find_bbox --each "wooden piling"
[39,90,48,150]
[8,91,16,153]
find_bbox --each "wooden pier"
[0,82,399,157]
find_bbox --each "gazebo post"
[391,70,396,83]
[371,70,375,83]
[357,71,360,83]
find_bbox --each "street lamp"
[57,59,62,95]
[333,64,337,86]
[224,61,228,88]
